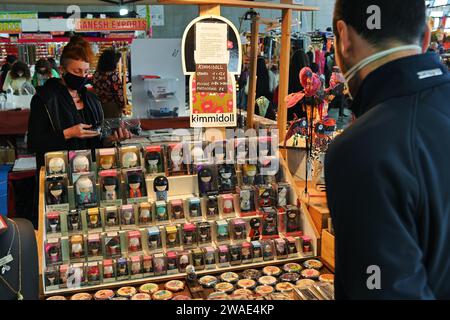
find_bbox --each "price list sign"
[195,64,228,93]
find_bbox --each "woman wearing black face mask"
[32,58,59,87]
[27,36,130,228]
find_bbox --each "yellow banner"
[0,20,21,33]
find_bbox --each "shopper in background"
[47,57,59,74]
[32,58,60,87]
[28,36,130,228]
[0,54,17,91]
[2,61,35,94]
[93,48,125,119]
[245,57,276,120]
[325,0,450,299]
[287,49,309,121]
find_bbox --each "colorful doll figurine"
[286,207,301,233]
[278,186,288,207]
[198,223,210,243]
[68,210,81,231]
[249,218,261,241]
[170,147,184,172]
[47,181,66,205]
[153,176,169,201]
[122,151,138,169]
[243,164,257,185]
[145,151,162,174]
[259,188,274,208]
[76,176,94,205]
[139,203,152,224]
[172,203,184,220]
[263,211,278,236]
[218,164,234,193]
[48,157,65,174]
[222,196,234,214]
[106,209,118,227]
[72,155,89,173]
[179,254,190,271]
[189,201,201,218]
[100,155,115,170]
[206,196,218,216]
[217,223,229,241]
[198,167,213,196]
[240,189,253,212]
[103,176,118,201]
[128,173,143,198]
[155,202,168,221]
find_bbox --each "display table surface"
[0,109,30,135]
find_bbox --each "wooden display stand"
[321,229,335,271]
[37,151,321,297]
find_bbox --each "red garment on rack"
[315,50,326,75]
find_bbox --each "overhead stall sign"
[76,18,147,32]
[0,20,21,34]
[0,12,37,20]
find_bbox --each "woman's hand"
[63,124,100,140]
[104,127,132,146]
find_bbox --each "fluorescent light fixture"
[119,7,129,16]
[430,10,444,17]
[433,0,448,6]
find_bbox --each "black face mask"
[63,71,87,91]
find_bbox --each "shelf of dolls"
[38,148,320,297]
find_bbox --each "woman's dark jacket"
[27,78,104,169]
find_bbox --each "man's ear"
[421,23,432,53]
[336,20,351,59]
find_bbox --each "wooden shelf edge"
[157,0,319,11]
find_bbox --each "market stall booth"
[28,0,339,301]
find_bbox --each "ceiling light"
[119,7,129,16]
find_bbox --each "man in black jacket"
[325,0,450,299]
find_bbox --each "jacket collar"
[351,52,450,118]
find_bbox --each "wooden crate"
[321,229,335,271]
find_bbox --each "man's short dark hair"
[333,0,426,48]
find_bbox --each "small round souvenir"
[237,279,256,290]
[230,293,251,300]
[275,282,295,292]
[117,286,137,298]
[283,263,303,273]
[270,292,291,300]
[172,295,192,300]
[207,292,229,300]
[47,295,67,300]
[319,273,334,283]
[233,288,253,296]
[220,272,239,283]
[165,280,185,292]
[131,293,151,300]
[301,269,321,280]
[296,279,316,289]
[215,282,234,293]
[139,283,159,294]
[94,289,115,300]
[199,275,218,288]
[70,292,92,300]
[241,269,261,280]
[262,266,282,277]
[279,272,300,283]
[153,290,173,300]
[303,259,323,270]
[255,285,274,295]
[111,297,129,300]
[258,275,277,286]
